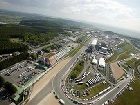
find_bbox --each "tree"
[0,52,29,71]
[4,82,17,95]
[70,73,77,80]
[0,76,5,88]
[30,53,37,60]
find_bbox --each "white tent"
[99,58,105,67]
[92,58,97,64]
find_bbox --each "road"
[26,80,52,105]
[52,46,86,105]
[93,76,131,105]
[26,37,90,105]
[53,53,132,105]
[26,36,132,105]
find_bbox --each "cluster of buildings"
[87,38,107,68]
[36,46,71,70]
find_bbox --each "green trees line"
[0,52,29,70]
[0,76,17,95]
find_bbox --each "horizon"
[0,0,140,35]
[0,8,140,39]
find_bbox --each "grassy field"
[126,58,137,68]
[10,38,20,43]
[68,44,82,57]
[110,57,140,105]
[106,41,137,63]
[68,36,91,57]
[109,78,140,105]
[73,83,87,91]
[121,58,140,72]
[81,82,109,99]
[69,60,84,79]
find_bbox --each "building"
[100,47,108,54]
[91,38,98,45]
[68,37,77,42]
[99,58,105,67]
[56,47,70,60]
[44,53,57,66]
[92,58,97,65]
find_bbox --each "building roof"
[99,58,105,67]
[92,58,97,64]
[91,38,98,45]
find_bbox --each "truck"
[59,99,65,105]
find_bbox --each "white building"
[56,47,70,60]
[99,58,105,67]
[92,58,97,64]
[91,38,98,45]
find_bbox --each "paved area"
[26,57,71,105]
[0,61,44,86]
[37,92,60,105]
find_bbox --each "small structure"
[59,99,65,105]
[92,58,97,65]
[129,87,133,91]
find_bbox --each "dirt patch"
[37,92,60,105]
[110,62,125,80]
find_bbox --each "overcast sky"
[0,0,140,33]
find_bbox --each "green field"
[68,36,91,57]
[125,58,137,69]
[69,60,84,79]
[68,44,82,57]
[110,57,140,105]
[106,41,137,63]
[81,82,109,99]
[121,58,140,72]
[73,83,87,91]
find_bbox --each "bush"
[0,76,5,88]
[4,82,17,95]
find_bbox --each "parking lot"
[0,60,44,86]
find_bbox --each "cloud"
[0,0,140,32]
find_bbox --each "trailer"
[59,99,65,105]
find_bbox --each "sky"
[0,0,140,33]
